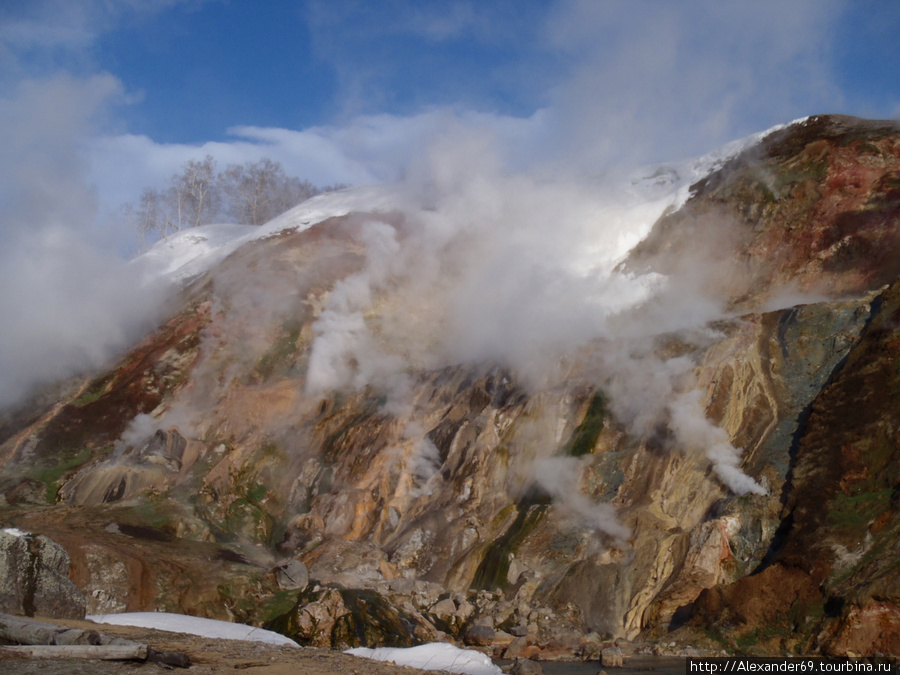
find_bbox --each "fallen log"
[0,613,191,667]
[0,613,77,646]
[0,644,149,660]
[0,612,139,647]
[52,627,102,645]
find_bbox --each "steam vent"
[3,114,900,658]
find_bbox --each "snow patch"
[133,184,402,285]
[636,117,802,213]
[346,642,502,675]
[1,527,29,538]
[88,612,299,647]
[133,223,256,285]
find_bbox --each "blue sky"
[90,2,553,144]
[1,0,899,226]
[74,1,900,146]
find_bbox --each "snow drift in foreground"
[346,643,503,675]
[88,612,298,647]
[88,613,500,674]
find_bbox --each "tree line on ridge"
[125,155,347,248]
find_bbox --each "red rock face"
[666,118,900,655]
[684,280,900,654]
[627,116,900,306]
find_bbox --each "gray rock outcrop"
[0,529,85,619]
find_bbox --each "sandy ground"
[0,616,446,674]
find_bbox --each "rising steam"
[0,75,168,409]
[303,123,766,508]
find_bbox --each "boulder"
[601,646,624,668]
[504,636,528,659]
[581,632,604,661]
[511,657,543,675]
[539,630,583,659]
[429,597,457,617]
[267,585,421,649]
[464,623,495,646]
[0,530,85,619]
[274,559,309,591]
[521,644,542,660]
[492,629,515,648]
[426,596,465,637]
[77,543,132,614]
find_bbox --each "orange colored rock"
[826,601,900,656]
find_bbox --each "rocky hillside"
[1,114,899,658]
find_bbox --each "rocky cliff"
[1,114,899,657]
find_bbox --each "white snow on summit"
[132,184,400,285]
[133,223,257,285]
[629,117,804,213]
[132,120,804,290]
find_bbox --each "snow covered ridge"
[132,119,806,288]
[88,612,299,647]
[132,184,401,285]
[631,117,805,213]
[132,223,257,285]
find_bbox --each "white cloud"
[87,108,549,212]
[0,0,192,83]
[82,0,854,215]
[399,2,480,42]
[305,1,535,48]
[540,0,845,167]
[13,0,844,231]
[0,0,189,48]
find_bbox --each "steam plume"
[0,75,167,408]
[302,122,766,508]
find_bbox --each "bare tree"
[125,187,171,251]
[173,155,220,229]
[221,158,277,226]
[273,176,320,216]
[126,155,345,247]
[221,158,323,225]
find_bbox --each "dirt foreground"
[0,616,446,674]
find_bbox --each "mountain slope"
[2,114,900,657]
